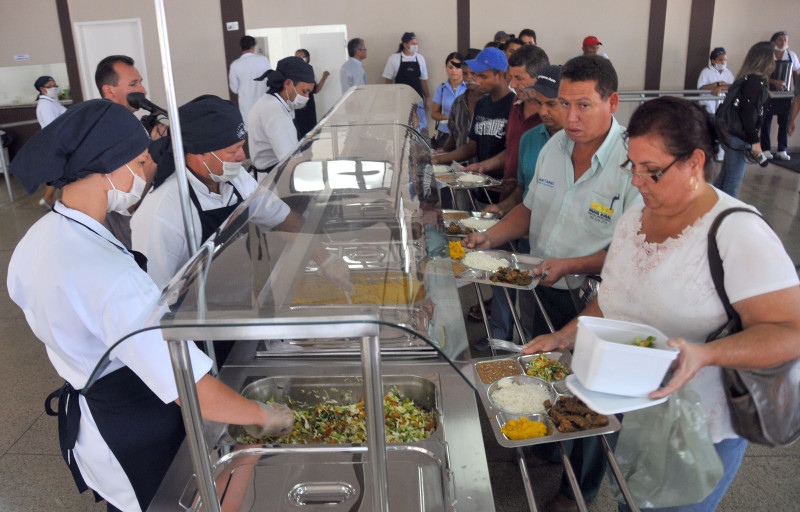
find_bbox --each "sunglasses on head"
[448,61,462,68]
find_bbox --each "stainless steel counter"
[149,351,495,511]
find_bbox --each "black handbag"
[706,207,800,447]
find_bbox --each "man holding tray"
[463,55,640,511]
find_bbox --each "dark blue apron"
[395,54,424,98]
[186,178,245,242]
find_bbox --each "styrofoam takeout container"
[572,317,679,397]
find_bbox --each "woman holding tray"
[524,96,800,511]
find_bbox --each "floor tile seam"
[2,410,48,458]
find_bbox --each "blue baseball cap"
[466,47,508,73]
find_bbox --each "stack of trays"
[473,352,620,448]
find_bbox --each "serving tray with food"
[472,352,620,448]
[451,249,543,290]
[435,170,502,189]
[442,209,500,236]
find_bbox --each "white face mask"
[289,83,310,110]
[205,151,242,183]
[408,44,419,55]
[106,164,145,215]
[45,87,59,99]
[714,63,727,71]
[775,45,788,52]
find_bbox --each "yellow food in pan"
[501,417,549,440]
[292,273,424,305]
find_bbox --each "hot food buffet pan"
[180,374,454,511]
[472,352,620,448]
[453,250,543,291]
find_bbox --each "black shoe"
[473,337,492,353]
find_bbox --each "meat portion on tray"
[546,396,609,433]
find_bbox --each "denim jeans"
[617,437,748,512]
[714,136,751,198]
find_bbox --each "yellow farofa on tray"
[501,417,548,440]
[292,272,425,305]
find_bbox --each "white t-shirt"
[35,95,66,128]
[131,167,290,288]
[697,65,735,114]
[7,201,212,511]
[598,190,799,442]
[228,52,271,123]
[381,52,429,81]
[247,93,299,172]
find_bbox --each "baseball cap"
[466,47,508,73]
[583,36,602,46]
[34,75,55,91]
[531,65,563,99]
[494,30,510,41]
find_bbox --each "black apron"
[394,54,424,98]
[187,180,245,242]
[46,367,186,511]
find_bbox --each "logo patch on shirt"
[537,177,555,188]
[587,201,613,224]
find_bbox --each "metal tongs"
[488,338,524,352]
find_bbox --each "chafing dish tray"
[472,353,620,448]
[453,250,542,290]
[225,374,441,445]
[180,445,454,512]
[435,171,502,190]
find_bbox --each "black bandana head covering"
[254,56,315,89]
[149,94,246,188]
[10,99,149,193]
[34,76,55,92]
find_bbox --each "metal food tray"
[453,250,542,290]
[472,352,620,448]
[442,210,499,237]
[435,171,502,190]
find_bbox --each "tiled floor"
[1,160,799,512]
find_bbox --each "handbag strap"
[707,207,770,337]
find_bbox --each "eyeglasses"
[620,154,684,184]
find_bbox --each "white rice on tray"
[460,217,498,230]
[462,252,510,271]
[491,378,550,414]
[457,173,485,183]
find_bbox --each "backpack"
[715,75,768,141]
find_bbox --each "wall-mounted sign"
[14,55,30,61]
[226,21,239,31]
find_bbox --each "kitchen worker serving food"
[6,100,294,512]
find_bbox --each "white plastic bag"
[611,387,723,508]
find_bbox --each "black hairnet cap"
[34,76,54,91]
[402,32,416,43]
[179,94,247,155]
[258,57,316,88]
[10,99,149,193]
[710,47,726,61]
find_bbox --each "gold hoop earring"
[688,176,699,191]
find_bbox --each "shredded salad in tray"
[524,354,570,382]
[238,391,436,444]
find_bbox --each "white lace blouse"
[598,188,799,442]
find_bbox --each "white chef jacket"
[7,201,212,511]
[36,95,66,128]
[131,167,291,288]
[228,52,271,123]
[697,65,735,114]
[247,93,299,173]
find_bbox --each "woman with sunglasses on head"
[525,96,800,511]
[430,52,466,149]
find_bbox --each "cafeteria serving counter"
[82,85,495,511]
